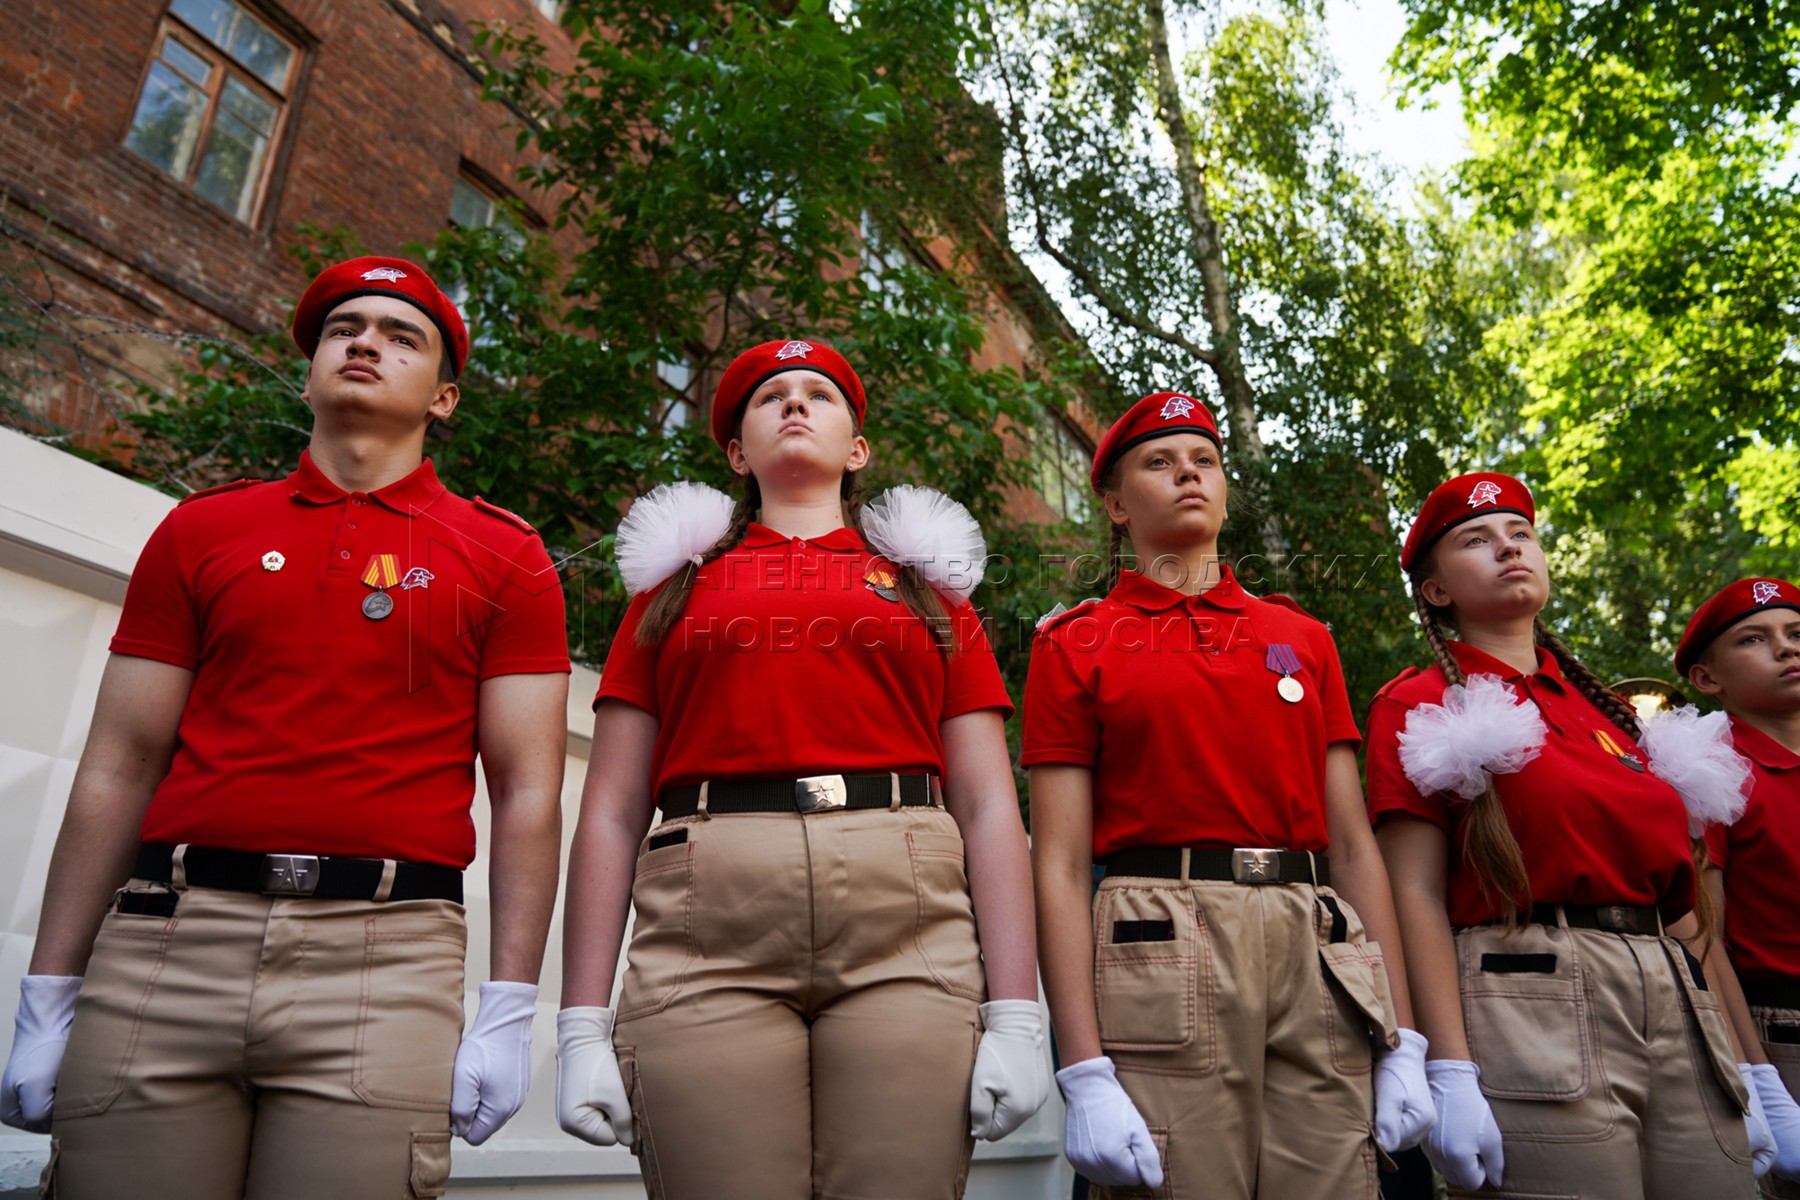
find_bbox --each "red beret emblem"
[1467,480,1503,508]
[1754,580,1783,605]
[1159,395,1196,420]
[360,266,408,283]
[774,340,814,361]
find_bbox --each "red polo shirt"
[1021,568,1361,860]
[1365,642,1696,927]
[596,523,1012,797]
[111,452,570,867]
[1705,718,1800,980]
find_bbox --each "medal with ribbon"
[360,553,399,620]
[1266,643,1304,703]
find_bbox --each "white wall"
[0,428,1070,1198]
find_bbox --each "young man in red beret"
[1684,577,1800,1193]
[0,257,570,1199]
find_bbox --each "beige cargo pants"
[611,805,986,1200]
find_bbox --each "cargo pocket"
[1668,941,1751,1120]
[352,907,466,1110]
[617,835,698,1020]
[909,830,985,1002]
[1095,1126,1171,1200]
[618,1047,665,1200]
[408,1131,451,1198]
[1459,929,1595,1104]
[1316,892,1397,1074]
[52,912,176,1118]
[1092,885,1209,1066]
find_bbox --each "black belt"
[661,773,935,818]
[1742,977,1800,1010]
[134,843,463,904]
[1526,903,1662,936]
[1103,846,1329,887]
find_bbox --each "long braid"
[635,473,760,646]
[845,473,954,654]
[1532,618,1717,941]
[1532,619,1640,737]
[1105,522,1127,594]
[1412,582,1532,924]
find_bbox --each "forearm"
[28,770,159,976]
[1329,831,1417,1030]
[1035,854,1100,1064]
[485,785,562,984]
[954,799,1038,1001]
[560,801,651,1008]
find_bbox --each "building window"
[1033,413,1092,523]
[657,356,696,437]
[532,0,563,19]
[125,0,297,222]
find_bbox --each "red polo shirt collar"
[1447,639,1566,693]
[1732,716,1800,771]
[1112,565,1248,612]
[740,522,867,552]
[286,450,447,516]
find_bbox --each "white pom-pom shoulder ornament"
[1398,673,1549,800]
[860,485,987,600]
[614,482,735,595]
[1638,706,1752,835]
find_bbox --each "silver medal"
[1277,675,1304,703]
[362,591,394,620]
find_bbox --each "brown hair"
[634,469,954,652]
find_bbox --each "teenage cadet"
[1366,471,1765,1197]
[1024,392,1432,1199]
[554,338,1048,1199]
[1683,577,1800,1194]
[0,257,570,1199]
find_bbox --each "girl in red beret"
[1024,392,1430,1199]
[552,339,1047,1199]
[1681,577,1800,1190]
[1365,472,1769,1196]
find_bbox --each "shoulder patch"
[1373,665,1425,702]
[1036,597,1101,633]
[473,496,537,534]
[1261,592,1323,622]
[178,478,262,506]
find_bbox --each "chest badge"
[865,565,900,602]
[400,567,434,590]
[360,553,400,621]
[261,551,285,572]
[1266,643,1305,703]
[1592,728,1646,772]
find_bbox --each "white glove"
[450,980,538,1145]
[1751,1063,1800,1180]
[1741,1063,1778,1178]
[556,1007,633,1147]
[1373,1027,1435,1152]
[1422,1059,1504,1191]
[970,1000,1051,1140]
[1,975,83,1134]
[1056,1056,1163,1189]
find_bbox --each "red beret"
[1090,391,1221,492]
[1400,472,1536,573]
[1675,577,1800,675]
[291,256,469,378]
[711,339,866,450]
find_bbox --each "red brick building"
[0,0,1096,521]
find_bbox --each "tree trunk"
[1143,0,1287,565]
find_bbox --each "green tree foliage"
[979,0,1521,703]
[1393,0,1800,681]
[128,0,1093,684]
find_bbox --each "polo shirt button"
[339,550,351,560]
[348,522,357,529]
